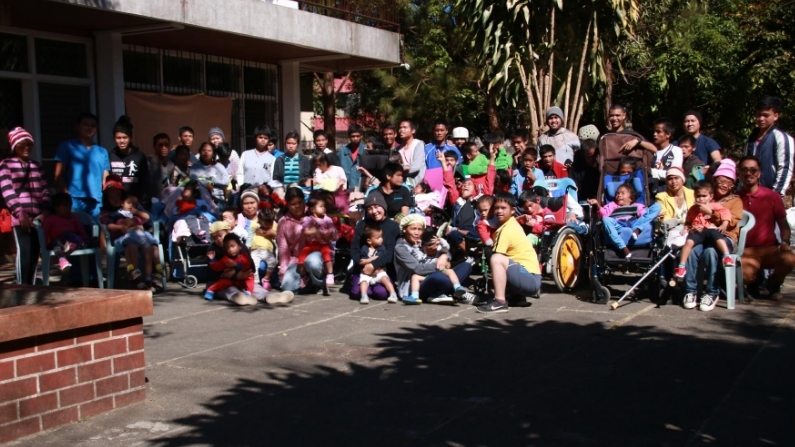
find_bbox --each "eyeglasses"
[739,167,759,174]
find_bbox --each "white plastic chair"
[34,212,104,288]
[724,211,755,310]
[103,221,166,290]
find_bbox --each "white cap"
[451,127,469,139]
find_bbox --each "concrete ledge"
[0,286,152,345]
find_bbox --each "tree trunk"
[487,88,500,133]
[322,71,337,149]
[603,58,614,124]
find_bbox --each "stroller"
[586,133,671,309]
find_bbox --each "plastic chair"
[34,213,104,288]
[724,211,755,310]
[103,221,167,290]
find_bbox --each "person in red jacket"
[205,233,255,301]
[538,145,568,180]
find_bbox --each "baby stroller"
[160,185,218,288]
[586,134,671,309]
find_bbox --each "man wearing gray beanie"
[537,106,580,167]
[208,126,240,172]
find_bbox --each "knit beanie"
[112,115,133,136]
[712,159,736,181]
[684,110,703,126]
[208,127,225,141]
[8,127,33,151]
[399,214,426,230]
[240,189,259,204]
[546,106,565,122]
[363,193,388,213]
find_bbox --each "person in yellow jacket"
[654,166,695,224]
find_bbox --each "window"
[0,33,29,73]
[163,55,202,92]
[38,82,90,160]
[0,79,23,158]
[206,60,240,93]
[244,66,277,96]
[123,50,159,89]
[34,38,87,78]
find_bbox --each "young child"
[466,142,498,196]
[618,158,637,176]
[206,233,256,301]
[298,196,337,286]
[43,193,89,272]
[114,194,157,244]
[174,183,211,243]
[588,182,658,259]
[674,181,734,279]
[494,169,511,193]
[221,209,248,241]
[408,230,467,301]
[250,208,278,291]
[413,182,441,224]
[475,195,498,247]
[358,223,398,304]
[511,148,545,199]
[313,153,347,191]
[517,190,552,246]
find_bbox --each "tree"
[456,0,640,142]
[314,71,352,148]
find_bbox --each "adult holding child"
[276,186,330,293]
[679,159,744,311]
[348,193,401,302]
[191,142,230,205]
[0,127,49,284]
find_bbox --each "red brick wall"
[0,318,146,443]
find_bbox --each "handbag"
[0,207,11,233]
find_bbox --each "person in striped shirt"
[0,127,50,284]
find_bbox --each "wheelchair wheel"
[595,285,611,305]
[550,228,583,292]
[184,275,198,289]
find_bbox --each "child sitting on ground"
[43,193,89,272]
[588,182,659,260]
[408,230,468,301]
[298,196,337,286]
[251,208,278,291]
[674,181,733,279]
[206,233,255,302]
[358,223,399,305]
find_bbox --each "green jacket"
[468,149,512,175]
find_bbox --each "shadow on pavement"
[149,311,795,447]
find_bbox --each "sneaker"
[325,274,335,286]
[427,295,454,304]
[722,256,735,267]
[387,294,398,303]
[476,299,509,313]
[402,295,421,305]
[682,292,697,309]
[261,279,272,291]
[699,294,719,312]
[230,292,258,306]
[58,257,72,272]
[135,280,148,290]
[457,291,478,305]
[673,266,686,279]
[265,291,294,305]
[360,295,370,305]
[453,286,467,300]
[204,291,214,300]
[128,267,142,281]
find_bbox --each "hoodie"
[110,145,151,207]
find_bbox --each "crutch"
[611,251,674,310]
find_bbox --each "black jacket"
[109,145,151,207]
[349,216,400,275]
[273,153,313,186]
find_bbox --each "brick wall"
[0,318,147,443]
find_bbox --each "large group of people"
[1,95,793,313]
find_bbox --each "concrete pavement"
[6,274,795,447]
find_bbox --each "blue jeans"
[72,197,100,218]
[684,245,720,295]
[281,251,325,292]
[418,262,472,299]
[602,203,661,249]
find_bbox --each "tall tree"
[314,71,352,149]
[456,0,640,142]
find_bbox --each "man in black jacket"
[109,115,151,208]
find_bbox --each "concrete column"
[280,61,301,136]
[94,32,126,148]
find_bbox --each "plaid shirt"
[0,157,49,225]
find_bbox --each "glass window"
[163,55,202,92]
[0,33,29,73]
[206,61,240,93]
[244,99,278,149]
[123,50,159,89]
[0,79,23,158]
[244,66,277,96]
[38,82,90,160]
[34,38,88,78]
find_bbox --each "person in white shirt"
[237,125,277,188]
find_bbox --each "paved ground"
[5,271,795,447]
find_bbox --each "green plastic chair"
[724,211,755,310]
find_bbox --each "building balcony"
[297,0,400,32]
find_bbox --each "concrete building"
[0,0,400,163]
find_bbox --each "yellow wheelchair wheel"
[550,227,583,292]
